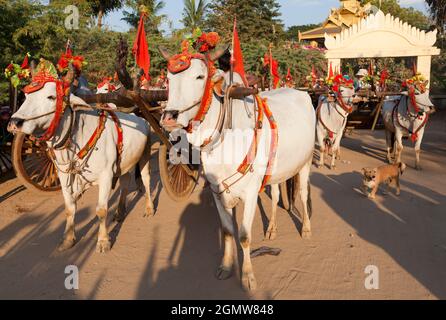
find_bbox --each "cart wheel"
[12,132,61,194]
[159,143,199,201]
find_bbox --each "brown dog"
[362,163,406,199]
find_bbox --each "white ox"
[316,86,354,169]
[8,82,154,253]
[159,49,315,290]
[381,89,435,170]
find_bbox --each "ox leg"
[240,192,259,291]
[298,161,312,239]
[395,131,404,164]
[96,177,112,253]
[265,184,279,240]
[213,193,235,280]
[414,132,424,170]
[330,136,342,170]
[385,130,394,163]
[316,130,325,168]
[58,188,77,251]
[139,145,155,217]
[114,173,130,222]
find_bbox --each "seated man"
[354,69,370,91]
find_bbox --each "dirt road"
[0,113,445,300]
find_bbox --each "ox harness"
[392,92,429,143]
[316,92,352,140]
[23,78,124,188]
[167,52,278,194]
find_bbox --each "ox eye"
[47,95,56,100]
[196,75,205,80]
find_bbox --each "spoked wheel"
[12,132,61,194]
[158,143,199,201]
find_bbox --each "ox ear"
[158,46,172,60]
[69,94,90,108]
[208,44,229,62]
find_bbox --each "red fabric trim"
[77,111,107,159]
[260,98,278,193]
[237,96,264,174]
[39,81,66,141]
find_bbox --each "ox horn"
[158,46,172,60]
[208,44,229,62]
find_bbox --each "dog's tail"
[398,162,406,175]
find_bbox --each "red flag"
[132,14,150,80]
[329,62,334,78]
[21,53,29,69]
[231,17,247,85]
[311,66,317,86]
[271,58,280,89]
[286,67,292,81]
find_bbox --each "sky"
[102,0,429,33]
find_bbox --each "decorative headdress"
[4,53,31,88]
[326,74,353,93]
[97,76,116,92]
[402,72,428,93]
[23,59,59,94]
[57,52,87,74]
[167,29,220,75]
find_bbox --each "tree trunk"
[97,8,104,29]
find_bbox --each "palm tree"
[122,0,166,34]
[87,0,123,29]
[426,0,445,35]
[181,0,209,32]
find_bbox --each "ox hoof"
[143,207,155,218]
[57,238,76,251]
[330,165,336,170]
[415,165,422,171]
[242,272,257,291]
[96,239,111,253]
[301,229,312,239]
[113,209,126,223]
[265,228,277,241]
[216,265,233,280]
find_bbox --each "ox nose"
[7,118,24,133]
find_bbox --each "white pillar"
[417,55,432,89]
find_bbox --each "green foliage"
[426,0,446,35]
[285,24,321,41]
[361,0,430,30]
[87,0,123,28]
[431,48,446,92]
[181,0,209,33]
[239,41,327,86]
[343,57,416,91]
[122,0,166,34]
[205,0,284,43]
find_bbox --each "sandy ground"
[0,112,445,300]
